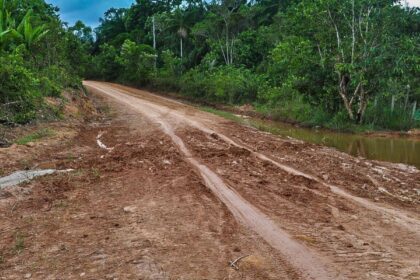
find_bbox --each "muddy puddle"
[243,118,420,168]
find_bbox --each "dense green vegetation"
[90,0,419,131]
[0,0,90,124]
[1,0,419,131]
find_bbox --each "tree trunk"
[180,37,183,60]
[152,16,157,71]
[338,74,354,120]
[356,85,367,124]
[391,95,395,112]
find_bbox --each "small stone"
[163,160,171,165]
[123,206,137,213]
[80,272,86,277]
[24,273,31,279]
[25,142,36,147]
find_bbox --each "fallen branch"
[1,101,20,107]
[229,254,250,270]
[0,119,18,127]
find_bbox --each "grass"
[54,200,68,209]
[14,232,25,253]
[91,167,101,180]
[18,159,32,170]
[16,128,55,145]
[66,153,77,161]
[199,106,245,123]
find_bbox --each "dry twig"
[229,254,250,270]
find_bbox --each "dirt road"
[1,81,419,279]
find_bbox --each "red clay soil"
[0,82,419,280]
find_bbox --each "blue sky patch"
[46,0,134,27]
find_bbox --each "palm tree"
[173,8,188,60]
[0,0,15,49]
[0,0,48,50]
[157,8,189,60]
[13,10,49,48]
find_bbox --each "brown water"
[246,118,420,168]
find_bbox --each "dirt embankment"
[1,82,419,279]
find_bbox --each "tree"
[117,39,156,85]
[273,0,417,123]
[190,0,251,66]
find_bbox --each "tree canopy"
[1,0,419,130]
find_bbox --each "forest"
[1,0,419,131]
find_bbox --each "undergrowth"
[16,128,55,145]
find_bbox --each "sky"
[47,0,420,28]
[46,0,135,27]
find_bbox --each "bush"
[0,51,42,123]
[180,68,210,100]
[93,44,121,81]
[180,66,260,104]
[151,50,182,91]
[211,66,260,104]
[363,100,419,130]
[0,50,80,123]
[257,85,337,127]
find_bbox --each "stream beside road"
[239,117,420,168]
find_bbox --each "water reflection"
[247,119,420,168]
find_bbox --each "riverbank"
[89,82,420,168]
[200,106,420,168]
[204,105,420,140]
[126,83,420,137]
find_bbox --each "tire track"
[88,81,420,235]
[84,81,338,280]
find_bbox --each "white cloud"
[405,0,420,7]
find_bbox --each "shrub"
[0,51,42,123]
[151,50,181,91]
[180,66,260,104]
[93,44,121,81]
[363,100,419,130]
[180,68,211,100]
